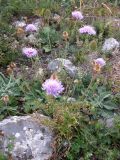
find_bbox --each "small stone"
[106,118,114,128]
[98,118,114,128]
[13,20,26,28]
[48,58,78,78]
[48,59,62,72]
[67,97,76,103]
[53,14,61,23]
[33,18,43,29]
[102,38,119,52]
[25,34,37,45]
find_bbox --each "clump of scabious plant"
[79,25,96,35]
[72,10,83,20]
[42,75,64,97]
[22,47,38,58]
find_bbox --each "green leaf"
[43,26,51,34]
[43,46,51,52]
[103,101,118,110]
[101,110,114,118]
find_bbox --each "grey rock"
[33,18,43,29]
[0,115,53,160]
[48,58,78,78]
[24,34,37,45]
[102,38,119,52]
[13,20,26,28]
[48,59,62,72]
[53,14,61,22]
[106,118,114,128]
[98,118,114,128]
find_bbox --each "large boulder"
[0,115,53,160]
[102,38,119,52]
[48,58,78,78]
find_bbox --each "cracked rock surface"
[0,115,53,160]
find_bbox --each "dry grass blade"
[102,3,112,15]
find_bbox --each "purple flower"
[72,11,83,20]
[94,58,106,67]
[25,24,37,32]
[79,25,96,35]
[42,79,64,97]
[22,47,38,58]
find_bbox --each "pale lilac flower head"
[22,47,38,58]
[94,58,106,67]
[72,11,83,20]
[42,79,64,97]
[79,25,96,35]
[25,24,37,32]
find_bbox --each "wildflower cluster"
[79,25,96,35]
[22,47,38,58]
[71,10,96,36]
[72,11,83,20]
[22,23,38,58]
[42,76,64,97]
[25,24,37,32]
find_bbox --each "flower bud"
[10,62,16,69]
[16,27,25,35]
[63,31,69,41]
[1,95,9,104]
[6,67,13,75]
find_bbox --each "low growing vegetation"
[0,0,120,159]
